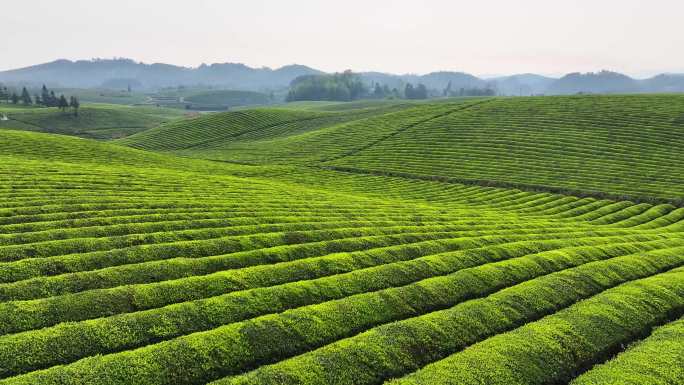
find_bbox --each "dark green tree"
[415,84,428,99]
[405,83,428,100]
[404,83,415,99]
[41,85,52,107]
[21,87,33,105]
[50,91,58,107]
[11,92,19,104]
[372,83,384,99]
[58,94,69,111]
[70,96,80,116]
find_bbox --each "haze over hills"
[2,58,684,95]
[0,59,324,91]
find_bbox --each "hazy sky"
[4,0,683,77]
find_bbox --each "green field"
[122,95,684,203]
[47,88,272,110]
[0,94,683,384]
[53,88,150,105]
[0,103,187,139]
[184,90,272,110]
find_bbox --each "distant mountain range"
[0,59,323,91]
[1,59,684,96]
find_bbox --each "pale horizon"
[4,0,684,78]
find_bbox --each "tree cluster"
[284,71,500,102]
[443,81,496,97]
[371,82,429,100]
[0,86,11,104]
[404,83,429,99]
[0,85,80,116]
[371,83,403,99]
[286,71,368,102]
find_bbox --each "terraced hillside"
[124,95,684,203]
[0,104,185,139]
[184,90,271,110]
[119,100,419,153]
[121,99,477,164]
[327,95,684,204]
[1,94,683,385]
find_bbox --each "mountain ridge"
[1,58,684,95]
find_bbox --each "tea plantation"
[0,104,185,139]
[0,94,682,384]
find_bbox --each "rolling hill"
[546,71,641,95]
[0,93,682,384]
[0,103,186,139]
[118,99,422,153]
[184,90,271,110]
[122,94,684,203]
[488,73,555,95]
[326,94,684,203]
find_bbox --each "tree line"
[370,83,428,100]
[286,71,367,102]
[443,81,496,97]
[0,85,80,115]
[286,71,434,102]
[285,71,498,102]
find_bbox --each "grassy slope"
[119,100,421,154]
[329,95,684,202]
[0,103,186,139]
[1,128,683,385]
[53,88,149,105]
[0,95,683,384]
[120,95,684,203]
[184,90,271,108]
[121,99,476,165]
[119,108,334,151]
